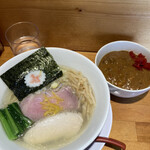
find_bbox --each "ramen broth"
[1,66,96,150]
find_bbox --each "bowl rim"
[95,40,150,92]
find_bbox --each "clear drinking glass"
[5,22,41,55]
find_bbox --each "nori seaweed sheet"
[0,47,63,101]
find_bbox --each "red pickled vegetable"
[143,63,150,70]
[129,51,150,70]
[129,51,136,59]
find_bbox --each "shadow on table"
[85,142,123,150]
[105,143,123,149]
[0,51,3,56]
[110,91,149,104]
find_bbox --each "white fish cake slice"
[23,112,83,144]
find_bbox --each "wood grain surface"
[1,0,150,52]
[0,47,150,150]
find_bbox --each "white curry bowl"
[0,47,110,150]
[95,41,150,98]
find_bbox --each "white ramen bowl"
[95,41,150,98]
[0,47,110,150]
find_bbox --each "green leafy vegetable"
[0,103,33,140]
[0,110,17,140]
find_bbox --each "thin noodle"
[59,66,96,120]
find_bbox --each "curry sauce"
[99,51,150,90]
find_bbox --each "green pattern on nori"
[0,47,63,101]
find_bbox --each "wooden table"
[0,47,150,150]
